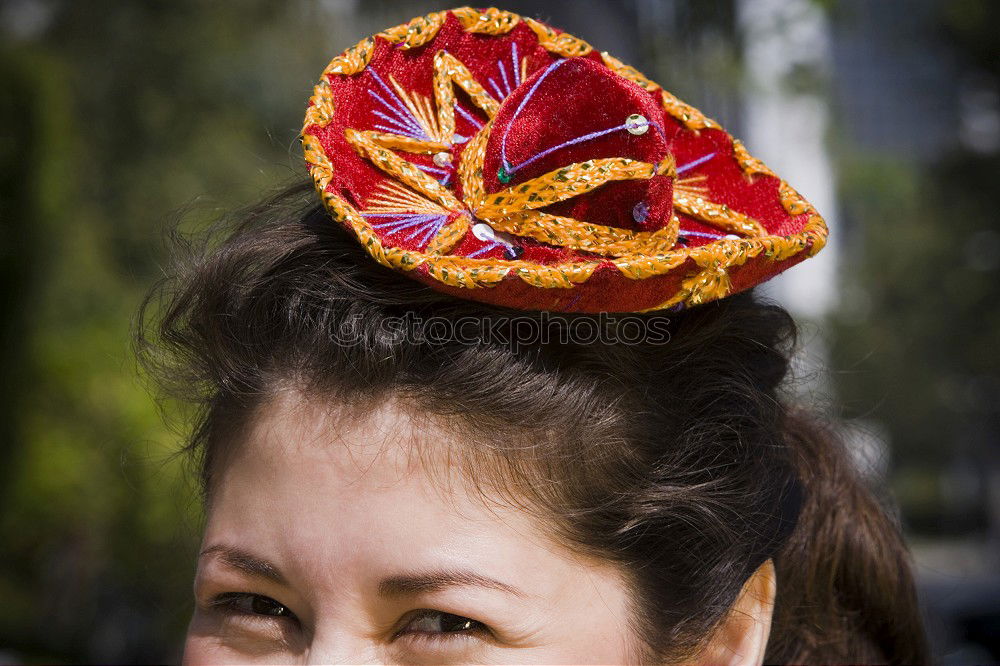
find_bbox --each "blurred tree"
[0,0,342,660]
[828,0,1000,538]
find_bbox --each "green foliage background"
[0,2,346,659]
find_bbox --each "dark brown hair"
[138,182,929,664]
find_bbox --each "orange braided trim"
[673,192,768,237]
[303,80,335,133]
[321,36,376,77]
[636,225,823,311]
[670,262,732,308]
[434,50,500,142]
[344,129,464,212]
[426,214,470,256]
[491,211,680,257]
[604,46,824,239]
[450,7,521,34]
[660,90,722,131]
[731,139,776,179]
[612,252,690,280]
[475,156,674,219]
[316,9,452,80]
[378,12,448,48]
[801,214,828,256]
[457,117,493,211]
[779,181,811,216]
[358,131,450,155]
[424,257,513,288]
[311,8,721,136]
[522,17,594,57]
[598,51,659,92]
[513,261,602,288]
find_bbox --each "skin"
[185,390,774,665]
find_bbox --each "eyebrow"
[200,544,523,599]
[200,544,289,586]
[378,570,524,599]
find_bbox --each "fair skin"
[185,391,775,665]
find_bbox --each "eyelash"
[394,609,490,643]
[211,592,299,623]
[210,593,488,645]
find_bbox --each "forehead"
[198,391,639,661]
[206,391,563,581]
[229,392,441,490]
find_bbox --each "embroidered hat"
[301,7,828,313]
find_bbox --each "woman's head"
[140,184,927,664]
[191,390,648,663]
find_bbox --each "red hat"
[301,7,828,313]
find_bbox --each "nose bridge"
[305,626,383,666]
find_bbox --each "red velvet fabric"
[304,10,820,313]
[483,56,673,232]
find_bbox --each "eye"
[212,592,298,621]
[396,609,487,637]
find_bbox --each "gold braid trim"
[302,134,332,190]
[514,261,601,288]
[434,50,500,142]
[523,17,594,56]
[457,117,492,211]
[476,157,672,219]
[303,80,335,133]
[660,90,720,131]
[637,226,826,311]
[729,140,830,258]
[426,214,470,256]
[779,181,811,216]
[802,214,829,257]
[637,243,752,311]
[306,169,821,297]
[673,192,767,237]
[680,262,732,307]
[600,51,659,91]
[492,211,680,257]
[450,7,520,34]
[731,139,776,178]
[613,252,689,280]
[425,256,512,288]
[359,131,449,155]
[378,11,448,49]
[344,129,464,212]
[322,36,376,77]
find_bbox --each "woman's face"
[184,392,638,665]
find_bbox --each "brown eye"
[400,609,485,634]
[249,595,293,617]
[214,592,297,620]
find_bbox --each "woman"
[139,8,929,664]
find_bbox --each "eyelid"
[208,595,500,650]
[393,608,491,641]
[210,591,300,623]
